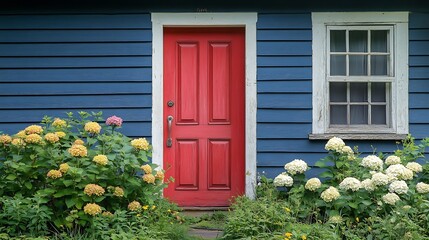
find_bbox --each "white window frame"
[151,13,258,199]
[311,12,409,139]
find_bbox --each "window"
[311,12,409,139]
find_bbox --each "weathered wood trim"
[309,133,407,140]
[311,12,409,136]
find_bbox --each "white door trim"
[151,13,258,199]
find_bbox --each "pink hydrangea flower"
[106,115,123,127]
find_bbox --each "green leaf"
[24,182,32,190]
[63,180,74,187]
[362,200,372,206]
[348,202,358,209]
[5,174,17,181]
[314,161,328,168]
[335,161,344,168]
[65,197,77,208]
[53,189,74,198]
[319,171,333,178]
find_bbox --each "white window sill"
[308,133,407,140]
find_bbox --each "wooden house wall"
[0,10,428,178]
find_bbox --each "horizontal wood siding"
[0,13,152,138]
[257,12,429,179]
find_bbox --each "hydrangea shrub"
[0,111,167,228]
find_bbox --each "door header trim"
[151,13,257,199]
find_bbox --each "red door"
[163,28,245,206]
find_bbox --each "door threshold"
[181,206,229,211]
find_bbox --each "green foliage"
[0,112,170,237]
[222,196,293,239]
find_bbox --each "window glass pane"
[330,55,346,76]
[350,83,368,102]
[371,55,388,76]
[330,82,347,102]
[330,105,347,124]
[349,30,368,52]
[349,55,368,76]
[350,105,368,124]
[371,30,388,52]
[371,83,386,102]
[372,105,387,124]
[330,30,346,52]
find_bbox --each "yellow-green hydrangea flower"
[84,203,102,216]
[44,133,59,143]
[25,134,42,144]
[74,139,84,145]
[52,118,67,128]
[93,154,108,166]
[155,170,165,181]
[128,201,141,211]
[68,144,87,157]
[143,174,156,184]
[113,187,124,197]
[140,164,152,174]
[11,138,25,147]
[131,138,150,151]
[0,134,12,144]
[47,170,62,179]
[55,131,66,138]
[25,125,43,134]
[59,163,70,173]
[84,184,105,196]
[84,121,101,134]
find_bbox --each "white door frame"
[151,12,257,199]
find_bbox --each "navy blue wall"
[0,10,428,179]
[0,14,152,138]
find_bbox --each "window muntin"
[327,26,393,130]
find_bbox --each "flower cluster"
[406,162,423,173]
[340,146,355,160]
[284,159,308,175]
[155,170,165,180]
[371,172,389,186]
[273,173,294,187]
[68,144,88,157]
[339,177,361,192]
[56,131,66,138]
[388,180,409,195]
[141,164,152,174]
[382,193,400,205]
[84,121,101,134]
[128,201,141,211]
[84,203,102,216]
[44,133,59,143]
[11,138,25,147]
[47,170,62,179]
[52,118,67,128]
[325,137,345,152]
[416,182,429,194]
[385,155,401,166]
[113,187,124,197]
[321,186,340,202]
[385,164,413,181]
[106,115,123,127]
[0,134,12,144]
[305,178,321,191]
[131,138,150,151]
[84,184,105,196]
[15,130,26,138]
[102,211,114,217]
[25,134,42,144]
[93,155,108,166]
[25,125,43,134]
[328,215,343,224]
[143,174,156,184]
[360,179,376,191]
[360,155,383,171]
[74,139,84,145]
[59,163,70,173]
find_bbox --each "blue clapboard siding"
[257,12,429,179]
[0,13,152,137]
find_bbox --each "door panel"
[163,27,245,206]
